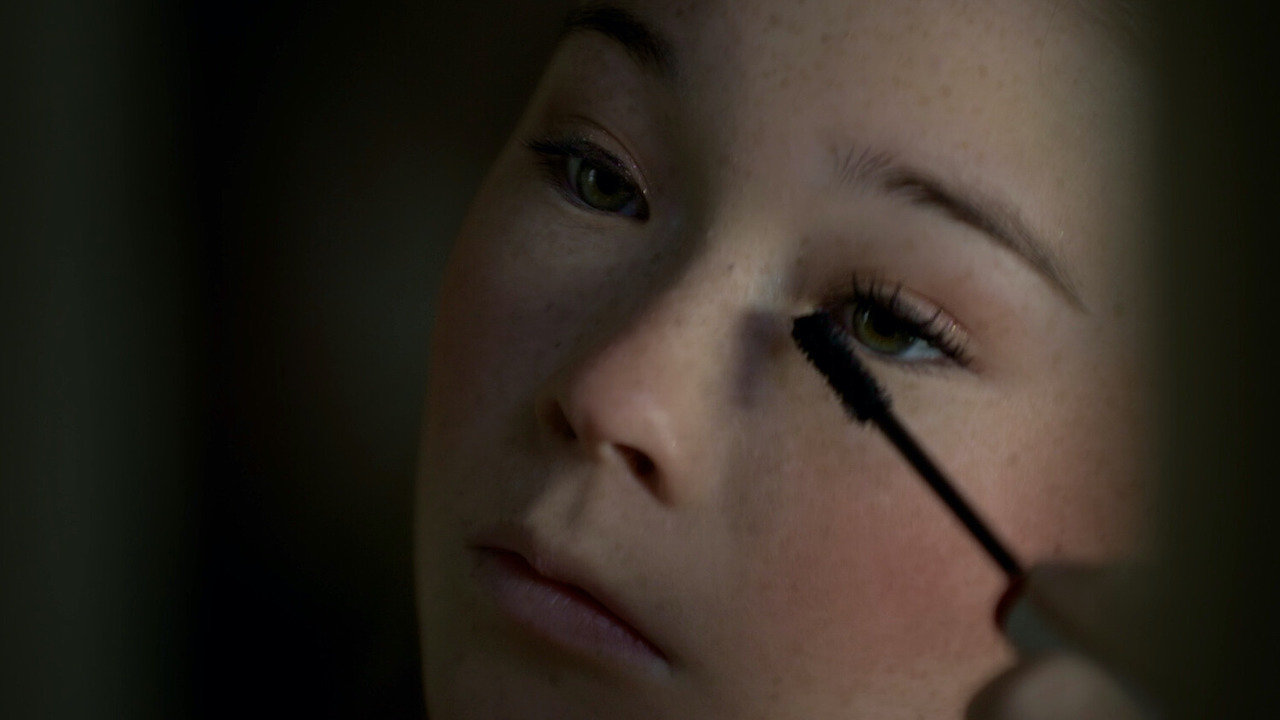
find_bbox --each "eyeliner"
[791,311,1024,580]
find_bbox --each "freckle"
[768,12,780,27]
[977,64,988,78]
[820,31,832,44]
[1113,302,1126,319]
[939,84,952,98]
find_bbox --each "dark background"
[6,1,563,717]
[185,3,562,716]
[5,1,1280,718]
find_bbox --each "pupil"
[865,308,904,341]
[591,167,621,197]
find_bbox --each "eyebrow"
[562,4,1084,311]
[835,146,1087,311]
[563,2,678,82]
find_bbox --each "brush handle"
[872,411,1023,578]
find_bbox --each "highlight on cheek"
[525,135,650,220]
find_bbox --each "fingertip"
[1002,592,1072,656]
[966,653,1147,720]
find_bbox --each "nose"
[535,285,727,506]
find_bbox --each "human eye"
[525,135,650,220]
[828,274,971,367]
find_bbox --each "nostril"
[537,390,674,498]
[617,446,657,482]
[541,402,658,483]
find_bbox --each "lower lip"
[472,548,668,672]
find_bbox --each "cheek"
[993,379,1149,561]
[705,412,1014,711]
[424,174,577,449]
[751,485,1005,651]
[974,314,1152,562]
[706,358,1144,707]
[424,245,531,452]
[426,150,672,442]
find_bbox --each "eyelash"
[830,274,972,367]
[525,135,650,220]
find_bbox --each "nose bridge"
[537,249,745,506]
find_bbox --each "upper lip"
[470,524,669,661]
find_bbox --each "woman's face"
[416,0,1150,717]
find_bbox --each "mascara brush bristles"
[791,311,1024,580]
[790,312,890,423]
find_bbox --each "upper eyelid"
[554,139,638,180]
[532,115,652,182]
[861,283,942,328]
[526,137,650,202]
[526,135,651,219]
[837,278,973,365]
[849,277,963,333]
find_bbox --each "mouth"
[470,544,670,673]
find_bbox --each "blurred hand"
[967,650,1145,720]
[966,565,1157,720]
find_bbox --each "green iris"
[568,156,642,215]
[848,303,923,357]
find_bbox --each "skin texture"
[416,0,1151,718]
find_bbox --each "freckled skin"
[416,1,1151,719]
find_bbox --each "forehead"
[625,0,1129,45]
[559,0,1146,282]
[617,0,1120,64]
[622,0,1132,120]
[566,0,1141,156]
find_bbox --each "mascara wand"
[791,311,1024,580]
